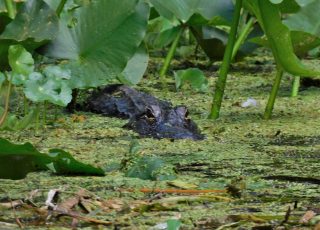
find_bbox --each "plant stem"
[264,66,284,119]
[43,101,47,127]
[35,104,40,132]
[232,17,254,61]
[56,0,67,17]
[4,0,15,19]
[54,106,58,121]
[0,78,12,127]
[291,76,300,97]
[24,95,29,115]
[159,27,184,82]
[208,0,243,119]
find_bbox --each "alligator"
[84,84,204,140]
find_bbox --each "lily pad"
[0,138,104,180]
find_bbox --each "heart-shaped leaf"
[24,67,72,106]
[43,0,149,89]
[125,156,176,181]
[0,107,36,131]
[8,45,34,75]
[174,68,208,92]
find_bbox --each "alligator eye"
[144,108,156,123]
[175,106,189,119]
[146,108,155,118]
[185,110,189,118]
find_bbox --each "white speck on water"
[241,98,258,108]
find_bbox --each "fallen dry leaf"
[71,114,86,123]
[0,200,24,209]
[299,210,316,224]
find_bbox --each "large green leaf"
[0,0,59,70]
[150,0,200,22]
[296,0,317,6]
[0,138,104,180]
[43,0,149,88]
[248,0,320,77]
[118,44,149,85]
[190,26,228,60]
[151,0,233,24]
[145,16,180,49]
[0,0,59,42]
[278,0,300,13]
[284,0,320,37]
[196,0,233,24]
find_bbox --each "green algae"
[0,54,319,229]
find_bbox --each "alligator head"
[85,85,204,140]
[126,105,204,140]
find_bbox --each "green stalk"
[4,0,15,19]
[291,76,300,97]
[0,78,12,127]
[264,66,284,119]
[208,0,243,119]
[56,0,67,17]
[43,101,47,127]
[159,27,184,81]
[232,17,254,61]
[24,95,29,115]
[54,106,58,121]
[35,104,40,132]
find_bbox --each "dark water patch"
[301,77,320,88]
[173,60,274,74]
[268,135,320,146]
[268,149,320,159]
[176,162,210,172]
[263,175,320,185]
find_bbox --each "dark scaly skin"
[85,85,204,140]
